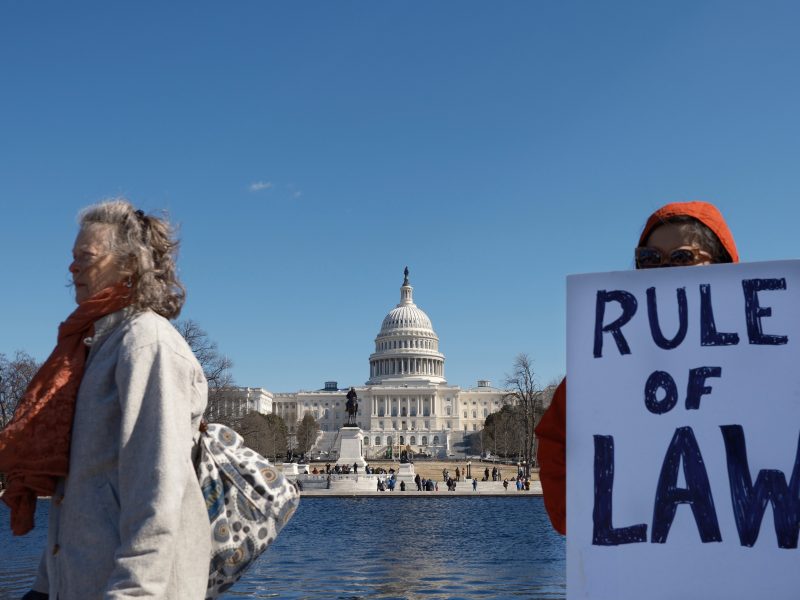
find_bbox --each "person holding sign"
[535,201,739,535]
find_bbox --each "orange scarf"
[0,283,133,535]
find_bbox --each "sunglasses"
[635,246,712,269]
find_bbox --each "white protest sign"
[567,260,800,600]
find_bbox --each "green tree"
[236,412,288,463]
[481,404,525,459]
[464,431,483,455]
[295,413,320,457]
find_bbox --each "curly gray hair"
[78,198,186,319]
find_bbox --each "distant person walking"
[472,478,478,492]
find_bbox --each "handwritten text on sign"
[566,261,800,600]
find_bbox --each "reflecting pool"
[0,497,565,599]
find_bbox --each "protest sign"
[567,260,800,599]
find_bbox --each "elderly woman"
[0,199,210,599]
[536,200,739,535]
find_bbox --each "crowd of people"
[501,476,531,492]
[413,474,439,492]
[481,466,504,481]
[308,461,535,494]
[309,462,402,476]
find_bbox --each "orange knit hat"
[638,201,739,264]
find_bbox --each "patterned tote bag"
[195,423,300,599]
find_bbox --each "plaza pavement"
[299,479,542,497]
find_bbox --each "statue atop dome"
[403,266,409,286]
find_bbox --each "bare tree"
[0,351,40,429]
[504,353,543,477]
[295,413,320,457]
[174,319,234,420]
[0,351,41,490]
[237,412,288,463]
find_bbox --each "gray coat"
[33,309,211,599]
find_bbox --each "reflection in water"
[0,502,49,599]
[225,497,565,600]
[0,497,565,600]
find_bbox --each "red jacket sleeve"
[536,378,566,535]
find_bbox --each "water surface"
[0,497,565,599]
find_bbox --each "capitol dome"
[367,268,446,385]
[380,303,433,333]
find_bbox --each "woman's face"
[69,224,125,304]
[638,222,714,269]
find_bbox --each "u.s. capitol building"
[212,269,508,458]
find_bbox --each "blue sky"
[2,2,799,392]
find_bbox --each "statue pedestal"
[335,426,367,469]
[395,461,416,485]
[281,463,299,477]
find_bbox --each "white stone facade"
[215,270,510,458]
[273,269,509,459]
[206,386,273,422]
